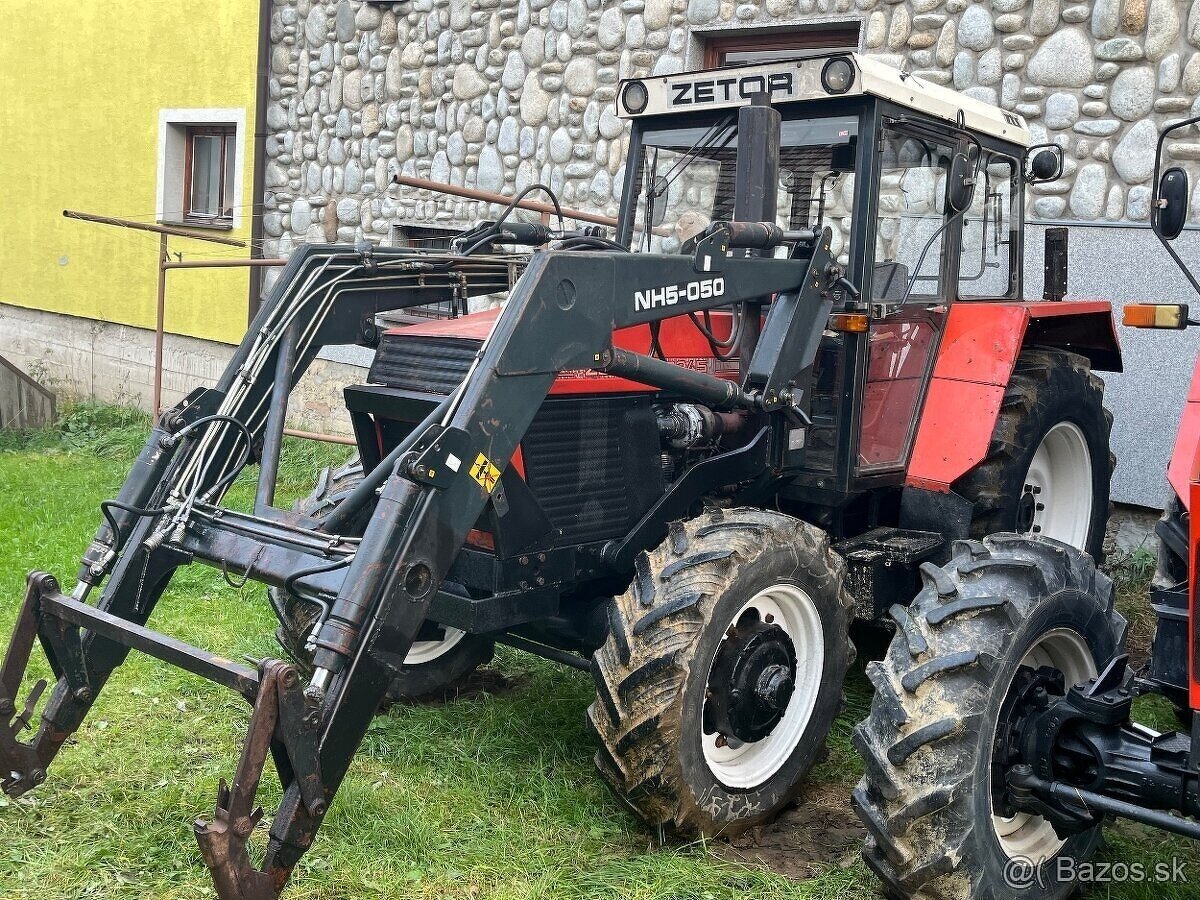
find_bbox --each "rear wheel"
[852,534,1125,900]
[955,348,1112,559]
[588,507,853,836]
[270,457,493,702]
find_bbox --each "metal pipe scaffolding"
[62,210,281,417]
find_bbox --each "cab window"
[958,153,1018,298]
[871,128,956,303]
[628,114,859,259]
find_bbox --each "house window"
[382,225,475,322]
[703,23,861,67]
[156,109,246,229]
[184,126,236,223]
[389,224,461,252]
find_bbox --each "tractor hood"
[373,308,741,396]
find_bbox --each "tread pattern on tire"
[852,534,1126,900]
[588,506,855,836]
[954,347,1114,561]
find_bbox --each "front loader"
[0,54,1122,898]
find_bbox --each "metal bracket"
[692,227,730,273]
[195,660,324,900]
[406,426,472,490]
[0,572,59,797]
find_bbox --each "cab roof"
[616,52,1031,147]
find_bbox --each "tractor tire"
[269,456,493,702]
[588,507,853,837]
[852,534,1126,900]
[954,347,1113,560]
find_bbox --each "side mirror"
[1025,145,1064,184]
[946,151,976,214]
[1155,166,1189,241]
[650,175,669,228]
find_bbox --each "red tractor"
[853,118,1200,899]
[0,54,1120,898]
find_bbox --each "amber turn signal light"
[1123,303,1189,329]
[829,313,869,333]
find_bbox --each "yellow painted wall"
[0,1,261,345]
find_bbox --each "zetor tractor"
[0,54,1120,898]
[852,120,1200,899]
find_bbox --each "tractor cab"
[614,53,1037,302]
[611,53,1062,505]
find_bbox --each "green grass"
[0,405,1194,898]
[0,409,873,899]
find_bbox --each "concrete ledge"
[0,303,367,437]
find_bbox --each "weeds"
[0,401,150,457]
[1106,547,1158,665]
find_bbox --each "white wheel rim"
[1021,421,1093,550]
[404,625,467,665]
[991,628,1097,861]
[702,583,824,789]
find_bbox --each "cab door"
[856,123,961,476]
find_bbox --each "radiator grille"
[368,333,481,395]
[521,399,634,545]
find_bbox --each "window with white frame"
[157,109,246,229]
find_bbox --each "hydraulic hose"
[320,394,452,534]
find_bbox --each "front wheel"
[588,507,853,836]
[852,534,1125,900]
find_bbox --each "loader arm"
[0,227,841,899]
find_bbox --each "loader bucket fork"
[0,228,840,898]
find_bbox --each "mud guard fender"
[906,300,1121,493]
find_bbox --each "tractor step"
[834,527,946,621]
[429,583,560,633]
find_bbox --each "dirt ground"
[716,781,866,880]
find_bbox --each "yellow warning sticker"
[470,452,501,493]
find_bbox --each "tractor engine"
[349,312,749,636]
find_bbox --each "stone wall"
[259,0,1200,509]
[262,0,1200,268]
